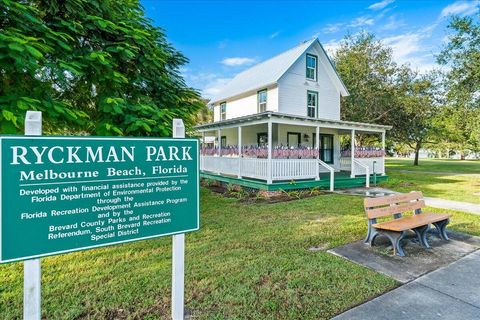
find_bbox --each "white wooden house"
[195,38,391,190]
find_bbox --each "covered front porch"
[195,112,391,190]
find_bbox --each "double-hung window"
[306,54,317,81]
[257,89,267,113]
[307,91,318,118]
[220,102,226,120]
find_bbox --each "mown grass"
[383,158,480,203]
[386,158,480,174]
[2,189,479,319]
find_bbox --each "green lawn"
[383,158,480,204]
[2,189,480,319]
[386,158,480,174]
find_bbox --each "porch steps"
[200,172,388,191]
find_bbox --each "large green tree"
[333,32,401,125]
[390,71,444,165]
[438,11,480,156]
[334,32,447,165]
[0,0,202,136]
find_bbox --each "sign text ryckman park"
[0,137,199,263]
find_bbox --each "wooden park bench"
[364,191,451,257]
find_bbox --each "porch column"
[381,131,386,176]
[267,120,272,184]
[238,126,242,179]
[202,132,205,147]
[315,126,320,180]
[381,131,385,151]
[217,129,221,157]
[350,129,355,178]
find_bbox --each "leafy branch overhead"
[0,0,203,136]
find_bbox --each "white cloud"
[323,39,341,56]
[368,0,395,11]
[381,15,406,30]
[381,32,442,73]
[349,16,375,27]
[203,77,232,98]
[440,0,479,18]
[269,31,281,39]
[221,57,256,67]
[382,33,422,62]
[322,23,344,34]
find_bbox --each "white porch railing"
[200,156,317,181]
[353,159,370,188]
[200,156,385,186]
[241,158,268,180]
[318,159,335,191]
[271,159,317,181]
[340,157,385,175]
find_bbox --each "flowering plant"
[201,145,319,159]
[341,147,385,158]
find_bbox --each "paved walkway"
[425,197,480,215]
[337,187,480,215]
[333,250,480,320]
[393,169,480,176]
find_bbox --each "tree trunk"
[413,142,421,166]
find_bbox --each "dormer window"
[306,54,317,81]
[257,89,267,113]
[220,102,226,120]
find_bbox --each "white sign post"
[172,118,186,320]
[23,110,43,320]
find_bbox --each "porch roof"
[195,111,392,133]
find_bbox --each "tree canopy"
[333,32,401,125]
[0,0,203,136]
[438,11,480,155]
[333,32,449,164]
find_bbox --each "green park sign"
[0,136,199,263]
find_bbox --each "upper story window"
[257,89,267,113]
[307,91,318,118]
[306,54,317,81]
[220,102,226,120]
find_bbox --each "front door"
[287,132,300,147]
[313,133,334,164]
[320,134,334,164]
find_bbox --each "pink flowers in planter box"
[200,145,320,159]
[341,148,385,158]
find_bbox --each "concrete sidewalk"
[425,197,480,215]
[333,250,480,320]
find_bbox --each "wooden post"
[315,126,320,181]
[217,129,221,157]
[172,119,185,320]
[238,126,242,178]
[350,129,355,178]
[381,131,385,151]
[267,120,272,184]
[24,111,42,320]
[381,131,386,176]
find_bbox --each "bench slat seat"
[373,213,452,232]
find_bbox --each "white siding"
[212,86,278,122]
[277,43,341,120]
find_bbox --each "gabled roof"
[210,38,349,104]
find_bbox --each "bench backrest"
[364,191,425,219]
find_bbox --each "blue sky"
[142,0,479,99]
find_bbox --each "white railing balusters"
[318,160,335,191]
[352,159,370,188]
